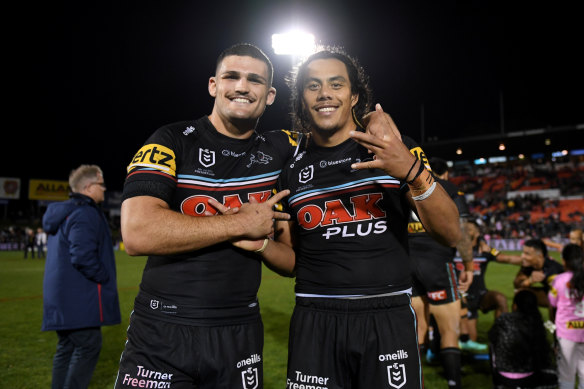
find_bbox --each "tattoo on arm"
[457,219,473,266]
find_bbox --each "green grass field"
[0,249,559,388]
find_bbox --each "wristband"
[412,181,437,201]
[254,238,269,253]
[406,160,425,185]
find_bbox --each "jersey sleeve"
[122,125,180,203]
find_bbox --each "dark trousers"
[52,327,102,389]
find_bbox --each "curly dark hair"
[285,46,373,133]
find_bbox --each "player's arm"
[513,268,531,289]
[457,220,474,291]
[258,220,297,277]
[479,240,522,265]
[542,238,563,251]
[121,193,289,256]
[350,104,460,247]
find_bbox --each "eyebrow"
[222,70,267,84]
[305,75,348,84]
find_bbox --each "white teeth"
[317,107,336,112]
[232,98,250,103]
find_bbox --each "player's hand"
[349,104,416,179]
[207,190,290,250]
[458,270,474,292]
[531,270,545,283]
[479,240,491,254]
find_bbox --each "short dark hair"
[524,238,548,259]
[215,43,274,86]
[286,46,373,133]
[429,157,449,176]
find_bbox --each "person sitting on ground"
[488,290,557,388]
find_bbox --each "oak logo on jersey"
[128,144,176,175]
[181,191,272,217]
[199,148,215,167]
[241,367,259,389]
[299,165,313,183]
[387,363,407,389]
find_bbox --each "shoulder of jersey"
[261,128,303,147]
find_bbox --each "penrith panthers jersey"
[278,132,429,296]
[122,116,301,324]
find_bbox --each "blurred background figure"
[35,227,47,259]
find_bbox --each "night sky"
[6,0,584,192]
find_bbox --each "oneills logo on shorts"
[128,144,176,176]
[199,148,215,167]
[298,165,313,183]
[150,299,159,310]
[241,367,259,389]
[387,363,407,388]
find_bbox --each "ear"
[266,87,277,106]
[208,77,217,98]
[351,93,359,108]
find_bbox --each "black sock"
[440,347,461,389]
[459,334,469,343]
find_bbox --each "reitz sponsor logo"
[128,144,176,174]
[199,148,215,167]
[121,365,172,388]
[379,349,409,361]
[387,363,407,389]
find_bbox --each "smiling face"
[521,245,544,268]
[301,58,358,145]
[208,55,276,137]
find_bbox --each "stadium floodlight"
[272,31,316,57]
[498,143,506,151]
[456,148,463,155]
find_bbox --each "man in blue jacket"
[42,164,121,389]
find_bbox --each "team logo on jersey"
[387,363,407,388]
[149,299,159,310]
[247,151,272,167]
[241,367,259,389]
[298,165,313,183]
[199,148,215,167]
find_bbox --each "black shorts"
[411,261,460,305]
[464,290,487,319]
[286,294,422,389]
[115,311,263,389]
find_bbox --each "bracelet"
[406,160,425,185]
[254,238,269,253]
[404,159,419,183]
[412,181,437,201]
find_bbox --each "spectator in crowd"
[42,164,121,389]
[23,227,35,259]
[488,290,557,388]
[544,228,583,252]
[35,227,47,259]
[513,238,564,311]
[548,243,584,389]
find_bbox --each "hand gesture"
[458,270,474,292]
[349,104,416,179]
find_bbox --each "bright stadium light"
[272,31,316,57]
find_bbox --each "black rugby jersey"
[278,132,428,296]
[122,116,301,324]
[454,241,495,297]
[408,178,470,264]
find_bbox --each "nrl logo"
[199,148,215,167]
[299,165,313,184]
[387,363,407,388]
[241,367,259,389]
[150,299,160,310]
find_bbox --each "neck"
[311,125,355,147]
[208,112,256,140]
